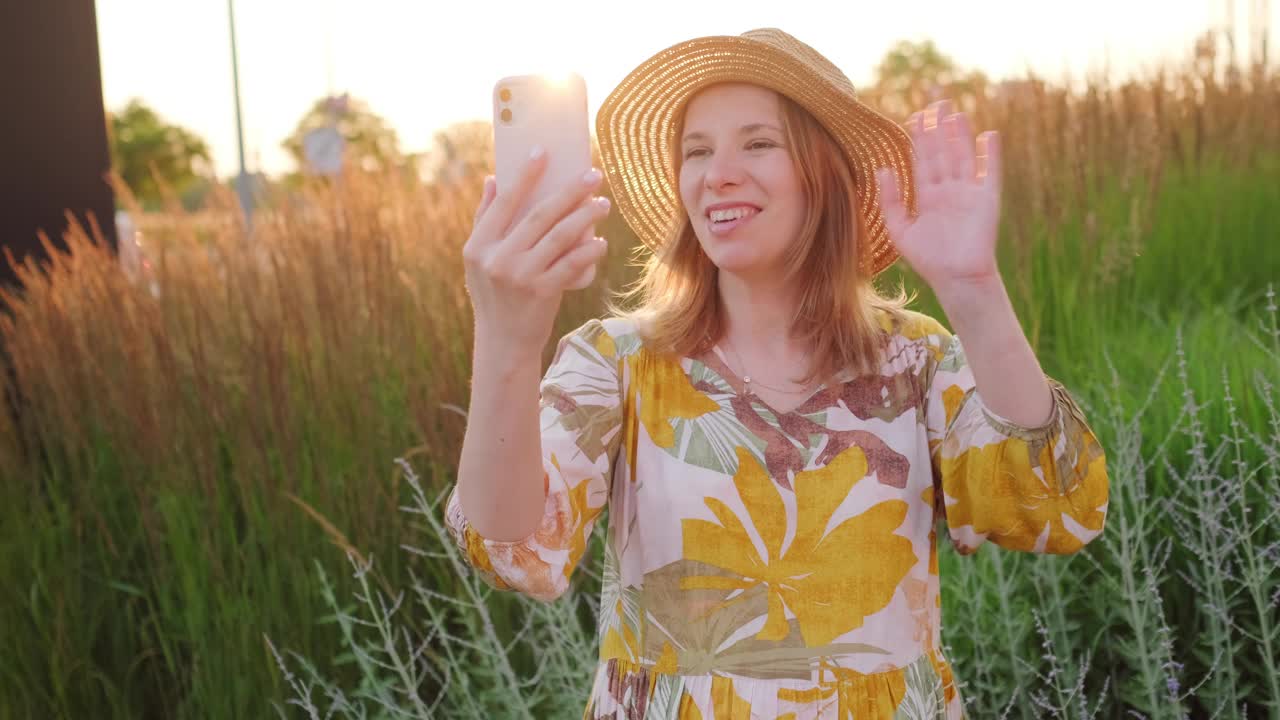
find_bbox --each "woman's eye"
[685,141,773,159]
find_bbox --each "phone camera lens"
[500,108,512,123]
[499,88,512,102]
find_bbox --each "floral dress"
[444,308,1110,719]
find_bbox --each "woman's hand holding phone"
[462,149,611,354]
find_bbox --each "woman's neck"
[716,271,808,359]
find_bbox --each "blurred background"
[1,1,1278,718]
[94,0,1274,206]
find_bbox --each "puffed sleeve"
[443,318,623,601]
[925,331,1109,555]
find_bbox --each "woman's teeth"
[707,207,760,236]
[710,207,758,222]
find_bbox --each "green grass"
[1,85,1277,718]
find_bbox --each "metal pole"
[228,0,253,229]
[324,0,335,97]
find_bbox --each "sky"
[95,0,1276,178]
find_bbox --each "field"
[1,55,1277,718]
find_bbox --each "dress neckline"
[694,345,845,418]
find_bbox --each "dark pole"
[0,0,117,458]
[0,0,117,301]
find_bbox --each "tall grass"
[260,295,1280,718]
[0,49,1277,718]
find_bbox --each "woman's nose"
[704,150,744,189]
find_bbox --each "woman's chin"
[695,231,778,271]
[705,250,771,276]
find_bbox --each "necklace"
[720,335,815,396]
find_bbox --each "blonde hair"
[603,87,916,386]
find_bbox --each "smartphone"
[492,73,593,233]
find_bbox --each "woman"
[447,28,1109,719]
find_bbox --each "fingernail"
[530,145,545,159]
[583,168,602,184]
[594,196,611,210]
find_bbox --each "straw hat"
[595,27,917,277]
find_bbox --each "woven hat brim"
[596,31,917,277]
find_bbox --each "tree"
[282,94,403,175]
[420,119,493,186]
[871,40,989,118]
[107,98,213,210]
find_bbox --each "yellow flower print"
[556,454,606,581]
[593,328,616,359]
[682,445,918,648]
[941,434,1108,553]
[777,658,908,719]
[600,598,640,661]
[462,526,512,590]
[710,675,752,717]
[941,384,966,428]
[625,347,720,449]
[653,641,679,674]
[677,691,704,719]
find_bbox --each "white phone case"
[492,74,593,230]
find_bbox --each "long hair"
[603,88,916,386]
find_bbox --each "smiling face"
[677,83,807,282]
